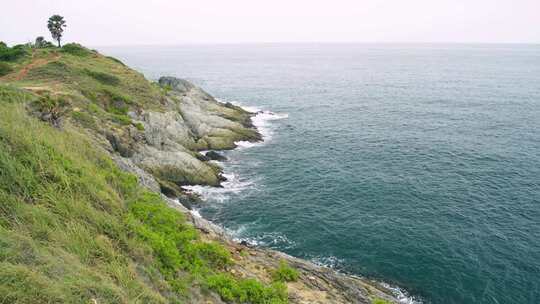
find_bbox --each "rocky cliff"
[0,43,400,304]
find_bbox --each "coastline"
[177,102,418,304]
[0,42,410,303]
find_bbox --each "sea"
[98,43,540,304]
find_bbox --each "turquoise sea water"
[100,44,540,304]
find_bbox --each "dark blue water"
[99,44,540,304]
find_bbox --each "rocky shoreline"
[111,76,403,303]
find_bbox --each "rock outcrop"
[100,77,263,193]
[104,77,401,304]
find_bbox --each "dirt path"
[1,50,61,82]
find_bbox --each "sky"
[2,0,540,45]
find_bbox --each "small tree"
[34,36,53,48]
[47,15,66,47]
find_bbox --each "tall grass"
[0,88,290,303]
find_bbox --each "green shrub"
[61,43,93,57]
[72,111,97,129]
[111,114,132,125]
[133,122,145,131]
[87,102,102,114]
[186,242,232,270]
[372,298,392,304]
[33,94,71,127]
[0,44,28,61]
[103,88,132,104]
[0,62,13,76]
[272,260,299,282]
[34,36,54,48]
[102,88,134,118]
[206,273,287,304]
[85,69,120,86]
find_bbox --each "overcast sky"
[2,0,540,45]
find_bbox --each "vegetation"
[85,69,120,85]
[47,15,67,47]
[34,36,54,48]
[0,41,293,302]
[32,94,71,127]
[372,298,392,304]
[206,274,287,304]
[272,260,300,282]
[0,43,28,61]
[62,43,93,57]
[0,62,12,76]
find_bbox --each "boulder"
[206,151,227,161]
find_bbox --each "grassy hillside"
[1,43,164,129]
[0,44,288,303]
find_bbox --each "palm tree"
[47,15,67,47]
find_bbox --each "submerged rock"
[206,151,227,161]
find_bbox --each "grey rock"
[158,76,196,94]
[206,151,227,161]
[112,156,160,193]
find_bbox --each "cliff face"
[0,44,398,304]
[110,76,261,193]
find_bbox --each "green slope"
[0,43,286,304]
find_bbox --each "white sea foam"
[310,255,345,269]
[381,283,423,304]
[228,229,297,249]
[190,208,202,218]
[182,172,254,203]
[217,97,289,148]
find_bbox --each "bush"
[85,69,120,86]
[372,298,392,304]
[72,111,97,129]
[33,94,71,127]
[272,260,299,282]
[0,62,12,76]
[102,88,133,118]
[133,122,145,131]
[61,43,93,57]
[111,114,132,125]
[34,37,54,48]
[0,44,28,61]
[206,274,288,304]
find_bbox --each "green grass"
[0,62,13,76]
[271,260,299,282]
[372,298,392,304]
[133,122,145,131]
[84,69,121,86]
[61,43,94,57]
[71,111,97,129]
[206,273,287,304]
[0,85,290,303]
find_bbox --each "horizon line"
[89,41,540,48]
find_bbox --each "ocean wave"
[182,172,254,203]
[227,227,297,250]
[217,98,289,148]
[310,255,345,269]
[380,283,423,304]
